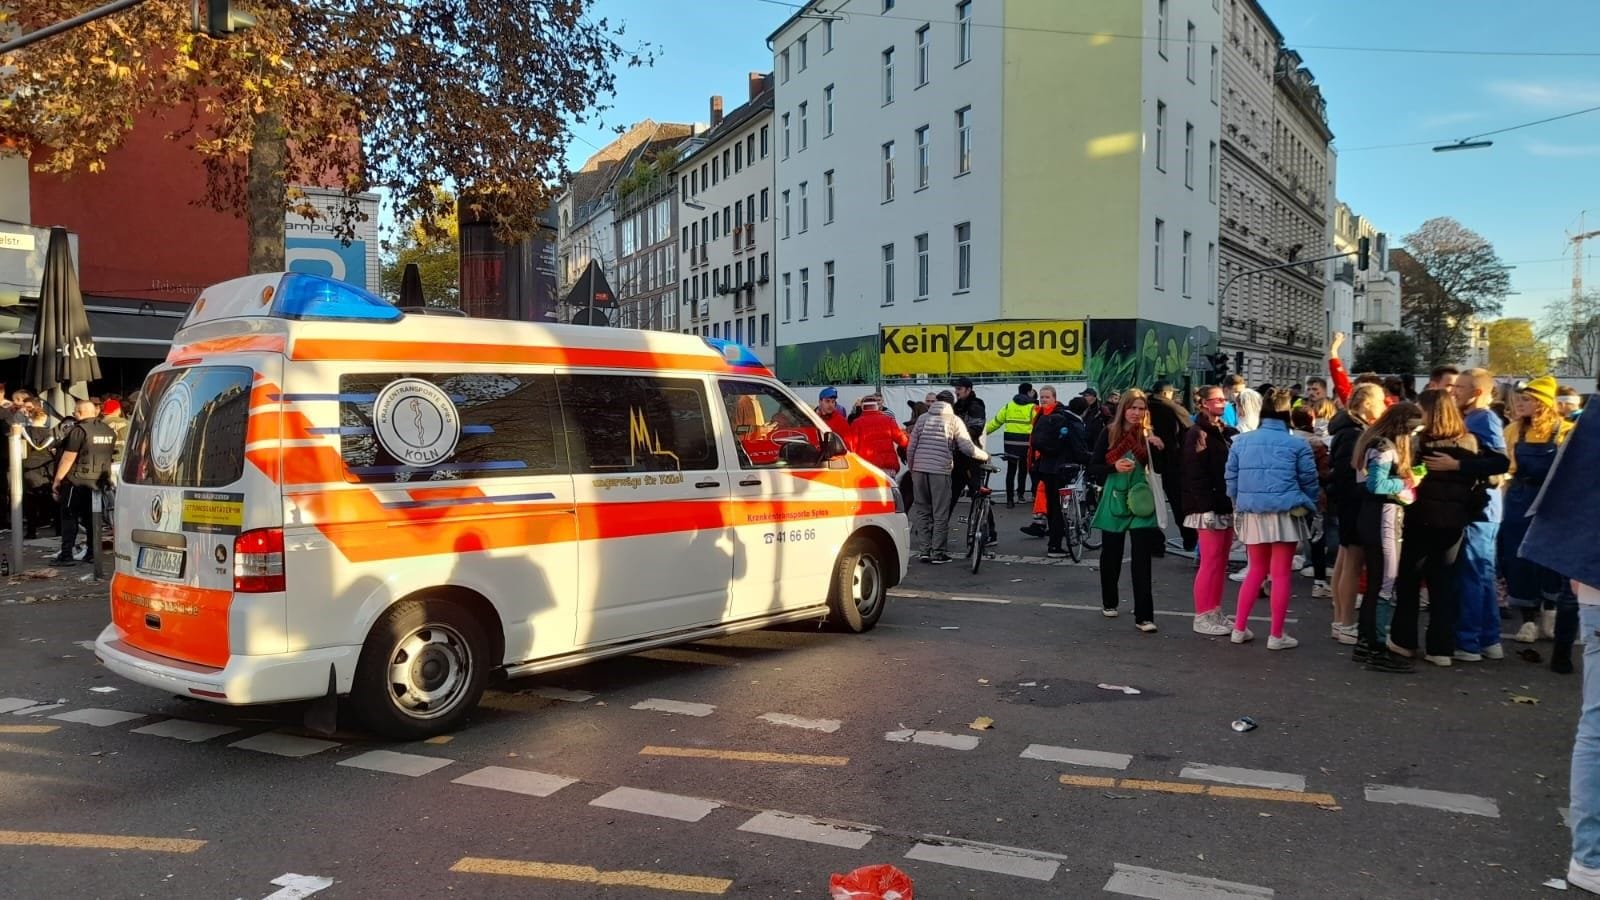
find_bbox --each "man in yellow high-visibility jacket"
[985,383,1037,507]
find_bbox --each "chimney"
[749,71,771,101]
[710,95,724,128]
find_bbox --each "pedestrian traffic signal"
[1357,236,1371,271]
[1207,352,1230,382]
[197,0,257,38]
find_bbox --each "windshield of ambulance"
[122,366,253,488]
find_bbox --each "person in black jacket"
[1149,381,1195,555]
[1027,386,1087,557]
[1327,384,1388,644]
[1181,385,1237,634]
[1391,390,1479,664]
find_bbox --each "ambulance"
[95,273,908,738]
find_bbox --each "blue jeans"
[1572,605,1600,867]
[1454,522,1501,654]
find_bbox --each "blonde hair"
[1348,383,1385,424]
[1107,389,1150,447]
[1354,401,1421,473]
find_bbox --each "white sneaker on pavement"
[1330,623,1358,645]
[1515,621,1540,644]
[1193,610,1233,636]
[1300,565,1315,578]
[1267,634,1299,650]
[1231,628,1255,644]
[1312,581,1332,599]
[1569,858,1600,894]
[1541,609,1558,640]
[1423,654,1452,667]
[1228,570,1247,583]
[1483,643,1506,660]
[1452,650,1483,662]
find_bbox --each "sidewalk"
[0,533,109,605]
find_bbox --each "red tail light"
[234,528,285,593]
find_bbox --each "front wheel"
[969,497,989,574]
[1064,502,1083,562]
[352,599,490,740]
[827,536,888,632]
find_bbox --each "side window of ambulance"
[339,373,567,483]
[557,374,718,473]
[717,380,824,470]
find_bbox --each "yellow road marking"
[1060,775,1338,807]
[639,746,849,767]
[0,830,207,853]
[0,725,59,734]
[451,857,731,895]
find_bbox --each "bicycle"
[1057,467,1086,562]
[964,462,1001,574]
[1074,470,1102,552]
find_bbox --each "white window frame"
[783,272,792,321]
[915,125,930,189]
[781,48,790,83]
[1155,101,1166,172]
[824,260,836,316]
[1181,230,1192,297]
[882,243,896,306]
[882,141,896,202]
[782,189,791,238]
[1211,47,1219,104]
[1154,218,1165,289]
[956,0,972,64]
[799,34,808,71]
[955,222,971,292]
[1209,141,1218,203]
[824,84,835,135]
[782,112,791,158]
[1157,0,1168,58]
[915,233,930,300]
[799,181,808,232]
[824,170,835,223]
[799,101,808,150]
[1184,122,1194,189]
[882,47,895,104]
[1207,241,1216,304]
[825,18,834,52]
[799,267,810,319]
[916,25,930,86]
[956,106,971,175]
[1186,21,1196,82]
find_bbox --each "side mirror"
[820,430,847,460]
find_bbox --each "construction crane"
[1570,211,1600,313]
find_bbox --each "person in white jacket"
[907,390,991,563]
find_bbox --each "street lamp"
[1433,140,1493,152]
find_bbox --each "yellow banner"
[879,321,1085,376]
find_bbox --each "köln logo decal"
[373,378,461,467]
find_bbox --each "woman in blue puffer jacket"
[1225,388,1320,650]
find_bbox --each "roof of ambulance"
[179,272,764,369]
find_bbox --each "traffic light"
[196,0,257,38]
[1207,352,1230,383]
[0,290,19,362]
[1357,236,1371,271]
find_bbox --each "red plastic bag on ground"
[829,864,914,900]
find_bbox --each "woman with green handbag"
[1089,389,1167,632]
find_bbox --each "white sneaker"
[1292,555,1305,570]
[1312,581,1332,599]
[1330,623,1358,645]
[1569,858,1600,894]
[1424,654,1452,667]
[1193,610,1233,636]
[1231,628,1255,644]
[1267,634,1299,651]
[1102,607,1119,618]
[1452,650,1483,662]
[1541,609,1558,640]
[1483,643,1506,660]
[1355,593,1363,609]
[1515,621,1540,644]
[1300,565,1315,578]
[1228,570,1247,583]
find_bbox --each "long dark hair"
[1353,402,1422,473]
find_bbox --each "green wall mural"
[776,334,881,386]
[1082,319,1202,394]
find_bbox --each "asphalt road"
[0,508,1581,899]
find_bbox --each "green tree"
[1353,331,1420,375]
[381,191,459,308]
[1485,318,1549,377]
[2,1,651,270]
[1396,218,1512,368]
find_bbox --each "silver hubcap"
[386,624,472,719]
[852,555,882,618]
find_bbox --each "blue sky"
[568,0,1600,325]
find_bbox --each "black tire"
[1065,509,1083,563]
[969,497,988,574]
[351,598,490,740]
[827,535,888,632]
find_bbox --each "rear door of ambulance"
[114,355,284,672]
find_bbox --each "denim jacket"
[1521,397,1600,591]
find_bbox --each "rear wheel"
[969,496,990,574]
[352,598,489,740]
[827,535,888,632]
[1064,499,1084,562]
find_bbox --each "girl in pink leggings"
[1223,389,1321,650]
[1182,386,1239,635]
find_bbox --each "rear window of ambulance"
[123,366,253,488]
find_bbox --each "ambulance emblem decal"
[373,378,460,467]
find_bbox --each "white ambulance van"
[96,273,908,738]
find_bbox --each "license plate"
[136,547,185,579]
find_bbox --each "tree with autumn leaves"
[1,0,650,270]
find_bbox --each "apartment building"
[768,0,1221,389]
[1216,0,1334,385]
[1327,200,1400,365]
[675,75,778,363]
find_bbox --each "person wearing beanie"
[1501,376,1576,645]
[986,383,1040,507]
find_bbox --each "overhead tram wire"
[752,0,1600,58]
[1338,102,1600,152]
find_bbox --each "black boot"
[1553,644,1576,675]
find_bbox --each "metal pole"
[89,488,103,580]
[8,428,22,576]
[0,0,152,53]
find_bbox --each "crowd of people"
[0,388,127,567]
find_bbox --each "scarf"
[1105,425,1149,467]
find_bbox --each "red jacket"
[850,410,907,473]
[817,406,854,449]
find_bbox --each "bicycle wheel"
[1064,497,1083,562]
[969,497,989,574]
[1080,499,1102,550]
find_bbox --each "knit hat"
[1520,375,1558,408]
[935,390,956,403]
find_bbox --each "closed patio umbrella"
[28,226,100,414]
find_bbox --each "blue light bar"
[272,273,403,322]
[702,337,766,368]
